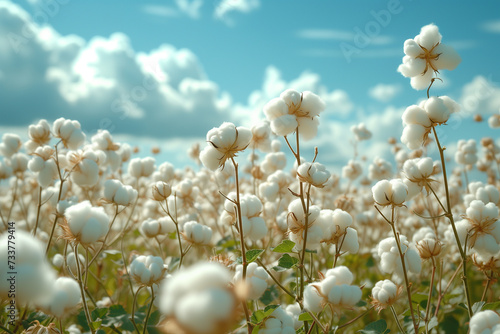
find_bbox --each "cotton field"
[1,23,500,334]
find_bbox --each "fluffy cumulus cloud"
[481,19,500,33]
[214,0,260,25]
[459,75,500,118]
[368,83,401,103]
[142,0,203,19]
[0,1,231,138]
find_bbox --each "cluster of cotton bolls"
[1,22,500,334]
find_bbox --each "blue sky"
[1,0,500,172]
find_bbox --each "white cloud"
[0,1,233,138]
[459,75,500,118]
[175,0,203,19]
[141,5,179,18]
[214,0,260,25]
[481,19,500,33]
[368,83,401,103]
[297,28,393,45]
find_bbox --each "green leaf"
[96,330,106,334]
[483,301,500,311]
[259,285,279,305]
[357,319,390,334]
[102,305,135,332]
[246,249,265,263]
[366,256,375,267]
[250,305,279,324]
[472,301,485,314]
[146,310,161,334]
[77,310,91,332]
[91,308,108,321]
[356,300,368,307]
[438,315,459,334]
[298,313,313,322]
[427,317,438,331]
[272,240,295,253]
[251,325,261,334]
[272,254,299,272]
[91,321,102,330]
[411,293,428,304]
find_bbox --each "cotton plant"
[234,262,269,300]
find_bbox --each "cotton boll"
[159,262,238,334]
[0,230,56,304]
[455,139,478,165]
[284,304,302,330]
[351,123,372,141]
[28,146,58,188]
[424,97,451,124]
[469,310,500,334]
[0,133,22,158]
[368,157,392,181]
[128,157,156,178]
[152,162,175,183]
[304,284,323,313]
[488,115,500,128]
[251,121,272,152]
[130,255,167,286]
[182,221,212,245]
[37,277,81,318]
[297,162,331,188]
[52,254,64,268]
[342,160,362,180]
[261,152,287,175]
[8,153,29,173]
[259,307,296,334]
[103,179,138,206]
[68,150,100,187]
[372,179,408,206]
[234,262,269,300]
[65,201,109,245]
[0,161,13,180]
[26,119,51,153]
[52,118,86,150]
[377,236,422,277]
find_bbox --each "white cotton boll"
[259,181,280,202]
[129,157,156,178]
[141,218,162,238]
[351,123,372,141]
[57,196,78,215]
[412,227,436,244]
[424,96,451,124]
[304,284,323,313]
[0,133,22,158]
[28,146,58,188]
[38,277,81,318]
[260,307,296,334]
[368,157,393,181]
[159,262,236,334]
[402,105,432,127]
[488,115,500,128]
[342,160,362,180]
[401,124,427,150]
[285,304,302,330]
[200,146,224,171]
[251,121,272,152]
[0,230,56,304]
[52,254,64,268]
[68,150,100,187]
[403,157,434,181]
[52,118,86,150]
[271,114,298,137]
[242,217,268,241]
[130,255,166,286]
[297,162,331,188]
[26,119,51,153]
[377,236,421,277]
[342,228,360,254]
[372,279,398,305]
[152,162,175,182]
[103,179,138,206]
[0,161,13,180]
[372,179,408,206]
[300,91,326,117]
[8,153,29,173]
[182,221,212,245]
[325,266,354,285]
[297,116,320,140]
[455,139,478,165]
[398,55,426,78]
[271,139,281,152]
[234,262,269,300]
[65,201,109,244]
[439,95,460,114]
[414,24,442,49]
[264,97,288,120]
[469,310,500,334]
[280,89,301,109]
[261,152,287,174]
[433,44,461,70]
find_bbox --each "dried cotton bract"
[159,262,240,334]
[397,24,461,90]
[200,122,252,171]
[263,89,325,140]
